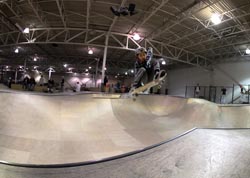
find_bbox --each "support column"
[101,34,109,91]
[48,70,52,80]
[15,69,18,84]
[95,58,99,87]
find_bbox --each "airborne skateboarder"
[130,46,166,94]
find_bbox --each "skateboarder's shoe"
[130,86,145,94]
[154,70,166,80]
[129,86,136,93]
[143,89,150,94]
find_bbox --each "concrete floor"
[1,129,250,178]
[0,89,250,177]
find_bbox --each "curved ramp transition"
[0,92,249,165]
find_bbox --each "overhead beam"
[107,0,127,33]
[27,0,47,26]
[148,1,206,40]
[55,0,67,28]
[130,0,171,34]
[165,3,250,46]
[0,28,212,70]
[85,0,90,42]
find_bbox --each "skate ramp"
[0,92,250,165]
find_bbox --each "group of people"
[22,76,36,91]
[4,46,164,94]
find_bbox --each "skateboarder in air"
[130,46,165,93]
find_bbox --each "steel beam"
[0,28,212,69]
[55,0,67,28]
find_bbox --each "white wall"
[167,67,212,97]
[167,61,250,103]
[213,61,250,86]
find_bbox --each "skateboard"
[129,70,167,97]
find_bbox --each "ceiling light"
[246,48,250,54]
[161,60,166,65]
[89,66,92,69]
[14,48,19,53]
[33,57,37,61]
[88,49,93,54]
[105,67,107,71]
[133,33,140,41]
[63,64,67,68]
[23,27,30,34]
[85,69,88,72]
[131,69,134,73]
[125,72,128,75]
[211,13,221,25]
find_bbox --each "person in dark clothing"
[61,76,65,92]
[29,77,36,91]
[47,78,55,93]
[104,76,108,87]
[23,76,29,90]
[194,83,200,98]
[130,47,165,93]
[221,87,227,104]
[8,77,12,88]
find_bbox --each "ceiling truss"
[0,28,212,71]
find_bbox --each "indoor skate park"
[1,0,250,178]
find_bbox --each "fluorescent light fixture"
[6,66,8,69]
[14,48,19,53]
[33,57,37,61]
[88,49,93,54]
[211,13,221,25]
[104,67,107,71]
[246,48,250,54]
[131,69,134,73]
[125,72,128,75]
[89,66,92,69]
[23,27,30,34]
[63,64,67,68]
[133,33,140,41]
[85,69,88,72]
[161,60,166,65]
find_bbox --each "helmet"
[135,47,147,56]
